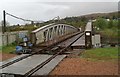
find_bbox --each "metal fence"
[0,31,28,46]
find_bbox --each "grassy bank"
[81,47,118,61]
[0,46,2,50]
[2,44,16,53]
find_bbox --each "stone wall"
[0,31,28,46]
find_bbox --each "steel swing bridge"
[1,10,94,77]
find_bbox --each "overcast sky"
[0,0,119,25]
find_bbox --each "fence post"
[16,31,20,45]
[2,34,3,46]
[6,32,9,46]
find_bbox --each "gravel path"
[50,58,118,75]
[0,53,17,61]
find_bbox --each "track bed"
[1,54,66,76]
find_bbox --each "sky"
[0,0,119,25]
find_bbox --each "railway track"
[1,31,84,77]
[0,31,83,69]
[24,32,84,77]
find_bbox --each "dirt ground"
[0,53,17,61]
[0,50,118,75]
[50,49,119,75]
[50,58,118,75]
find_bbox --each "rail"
[0,31,83,69]
[24,32,84,77]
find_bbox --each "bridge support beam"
[52,27,55,39]
[46,29,49,41]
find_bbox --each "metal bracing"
[46,29,49,41]
[51,27,55,39]
[32,23,79,44]
[54,26,57,37]
[57,25,59,36]
[61,25,64,35]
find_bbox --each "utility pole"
[3,10,6,33]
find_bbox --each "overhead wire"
[5,11,42,23]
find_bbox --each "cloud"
[0,1,118,25]
[44,2,118,18]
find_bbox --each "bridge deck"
[72,35,85,46]
[1,54,66,76]
[36,32,77,47]
[71,35,85,49]
[32,55,66,76]
[1,54,29,66]
[2,55,52,75]
[57,33,85,48]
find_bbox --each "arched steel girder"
[31,23,79,44]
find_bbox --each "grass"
[0,46,2,50]
[1,44,16,53]
[81,47,118,61]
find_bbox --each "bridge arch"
[31,23,79,45]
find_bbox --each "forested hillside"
[2,11,118,32]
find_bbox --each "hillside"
[80,11,118,19]
[59,11,118,27]
[2,11,118,32]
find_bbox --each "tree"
[113,20,118,28]
[94,18,107,30]
[0,20,10,27]
[108,20,113,28]
[81,16,87,22]
[0,20,10,32]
